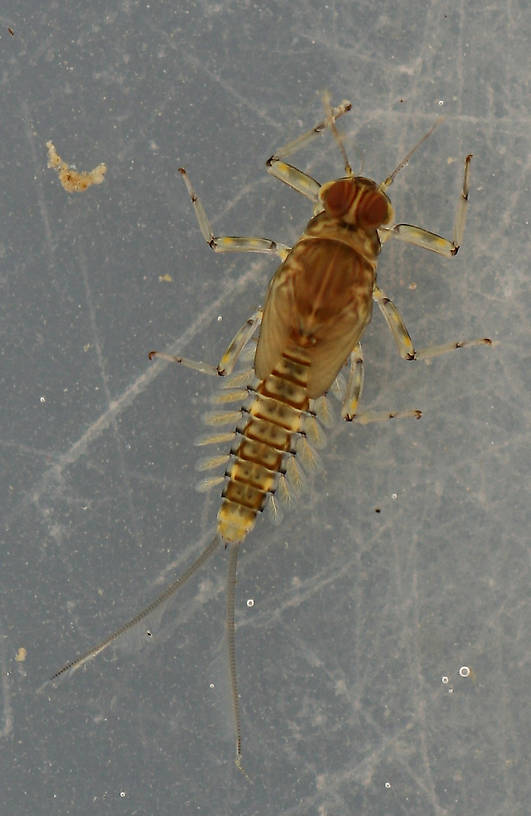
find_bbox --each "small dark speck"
[374,507,381,513]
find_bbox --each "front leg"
[379,154,472,258]
[265,98,352,204]
[179,167,291,261]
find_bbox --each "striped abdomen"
[218,350,312,543]
[198,349,317,544]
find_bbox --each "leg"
[149,308,262,376]
[379,154,472,258]
[373,284,492,361]
[266,98,352,203]
[340,343,422,423]
[179,167,291,261]
[341,342,364,420]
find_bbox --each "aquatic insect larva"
[53,99,491,773]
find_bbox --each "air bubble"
[247,599,255,608]
[459,665,470,678]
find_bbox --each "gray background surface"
[1,1,529,814]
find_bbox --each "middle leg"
[149,308,263,377]
[373,284,492,361]
[340,343,422,423]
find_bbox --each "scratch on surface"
[289,631,445,807]
[148,22,279,129]
[408,552,446,814]
[21,101,57,286]
[0,634,14,739]
[6,258,265,527]
[75,246,143,554]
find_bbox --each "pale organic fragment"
[46,140,106,193]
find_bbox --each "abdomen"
[218,350,311,543]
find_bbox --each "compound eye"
[357,190,391,227]
[321,179,357,219]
